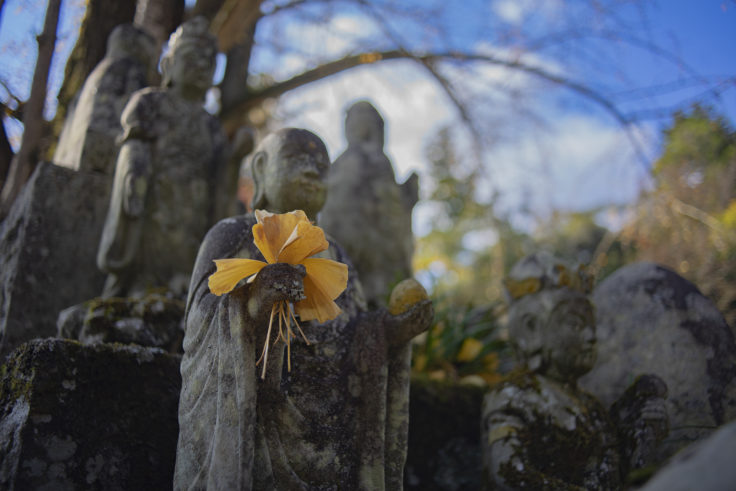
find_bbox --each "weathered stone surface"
[404,377,485,490]
[54,24,156,175]
[0,163,108,358]
[483,253,668,490]
[639,420,736,491]
[320,100,418,308]
[96,17,230,298]
[0,338,181,490]
[580,262,736,461]
[175,128,433,490]
[57,293,184,353]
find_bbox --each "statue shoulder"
[119,87,167,139]
[199,215,257,262]
[484,370,544,415]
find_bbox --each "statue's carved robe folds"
[483,372,622,490]
[97,87,227,296]
[175,214,429,490]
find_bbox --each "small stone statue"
[320,101,418,308]
[97,17,229,298]
[174,128,433,490]
[54,24,157,174]
[482,253,668,490]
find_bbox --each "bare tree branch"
[222,48,655,166]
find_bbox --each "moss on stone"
[0,339,182,490]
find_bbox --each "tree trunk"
[0,0,62,218]
[0,110,13,189]
[134,0,185,58]
[220,29,256,116]
[190,0,226,20]
[50,0,137,152]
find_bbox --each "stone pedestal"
[0,339,181,490]
[0,162,109,358]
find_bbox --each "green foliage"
[413,105,736,386]
[415,126,534,307]
[656,105,735,173]
[620,104,736,326]
[534,210,626,280]
[412,296,509,385]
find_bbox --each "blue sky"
[0,0,734,233]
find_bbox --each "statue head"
[345,101,384,149]
[251,128,330,220]
[107,24,157,73]
[505,252,596,383]
[160,17,217,99]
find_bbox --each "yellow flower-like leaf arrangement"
[208,210,348,378]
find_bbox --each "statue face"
[543,297,597,380]
[262,134,329,218]
[345,103,384,146]
[168,40,216,96]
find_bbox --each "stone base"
[0,339,181,490]
[0,162,110,357]
[405,377,485,490]
[58,293,185,354]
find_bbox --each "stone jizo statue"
[54,24,157,174]
[320,100,418,308]
[174,128,433,490]
[97,17,229,298]
[482,252,668,490]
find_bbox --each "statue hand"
[247,262,306,310]
[384,299,434,348]
[638,398,669,440]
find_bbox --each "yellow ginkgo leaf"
[207,209,349,378]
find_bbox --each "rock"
[580,262,736,462]
[0,163,109,358]
[0,338,181,490]
[57,293,185,353]
[639,420,736,491]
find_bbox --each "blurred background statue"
[54,24,156,176]
[482,252,668,490]
[320,100,418,308]
[97,17,229,298]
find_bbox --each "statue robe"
[175,214,429,490]
[319,143,417,308]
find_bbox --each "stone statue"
[580,262,736,463]
[482,253,668,490]
[97,17,229,298]
[54,24,157,174]
[320,101,418,308]
[174,128,433,490]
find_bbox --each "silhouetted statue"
[54,24,156,175]
[320,101,418,308]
